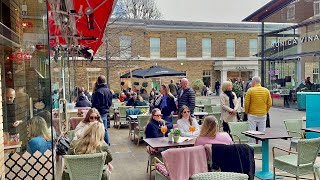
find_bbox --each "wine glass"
[161,125,168,137]
[189,126,196,136]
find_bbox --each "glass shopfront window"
[0,0,53,179]
[262,22,320,109]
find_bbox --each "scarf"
[160,95,168,109]
[224,91,235,109]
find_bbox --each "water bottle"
[168,130,173,142]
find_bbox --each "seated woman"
[119,92,126,102]
[177,105,200,137]
[145,108,173,138]
[195,116,233,146]
[74,108,102,139]
[63,122,112,180]
[37,110,57,140]
[134,95,147,106]
[27,116,52,154]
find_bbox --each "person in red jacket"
[119,92,126,102]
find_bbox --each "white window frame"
[202,38,212,58]
[150,37,160,59]
[119,36,131,58]
[249,39,258,56]
[177,38,186,59]
[226,39,235,57]
[314,1,320,16]
[287,4,295,20]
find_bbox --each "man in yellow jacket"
[245,76,272,142]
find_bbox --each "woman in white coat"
[220,81,239,133]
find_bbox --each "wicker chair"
[228,121,262,154]
[134,115,149,145]
[283,119,305,151]
[64,152,107,180]
[273,138,320,179]
[314,163,320,179]
[190,172,248,180]
[116,106,132,129]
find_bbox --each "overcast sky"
[154,0,271,23]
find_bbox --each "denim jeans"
[101,113,110,144]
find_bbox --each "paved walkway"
[107,96,317,180]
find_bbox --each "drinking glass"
[161,126,168,137]
[189,126,196,136]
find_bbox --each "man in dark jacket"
[75,93,92,107]
[92,75,112,144]
[168,80,178,97]
[177,78,195,115]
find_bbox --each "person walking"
[92,75,112,144]
[215,81,220,96]
[177,78,195,116]
[168,80,178,97]
[244,76,272,143]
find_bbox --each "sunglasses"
[89,116,100,120]
[153,114,162,117]
[183,111,190,114]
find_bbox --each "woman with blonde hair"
[27,116,52,154]
[145,108,173,138]
[63,122,112,180]
[220,81,239,133]
[177,105,200,137]
[195,116,232,146]
[152,84,177,123]
[74,108,103,139]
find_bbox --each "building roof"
[242,0,295,22]
[109,18,262,32]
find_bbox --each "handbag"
[56,135,70,155]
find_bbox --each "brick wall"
[0,64,4,178]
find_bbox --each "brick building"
[244,0,320,109]
[58,19,263,94]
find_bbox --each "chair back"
[228,122,250,143]
[283,119,304,138]
[204,105,213,113]
[191,172,248,180]
[64,152,107,180]
[297,138,320,165]
[172,115,178,124]
[314,163,320,179]
[137,115,149,130]
[196,99,204,105]
[212,105,221,113]
[119,106,132,118]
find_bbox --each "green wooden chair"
[204,105,213,115]
[314,163,320,179]
[117,106,132,129]
[64,152,107,180]
[272,138,320,179]
[134,115,149,145]
[172,115,178,124]
[283,119,305,151]
[228,121,262,154]
[190,172,248,180]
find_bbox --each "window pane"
[315,2,320,16]
[249,39,258,56]
[119,36,131,58]
[202,38,211,58]
[226,39,235,57]
[150,37,160,59]
[177,38,186,58]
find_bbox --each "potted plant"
[191,79,205,96]
[172,128,181,143]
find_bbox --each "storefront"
[243,0,320,109]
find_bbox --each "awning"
[120,66,186,79]
[48,0,117,55]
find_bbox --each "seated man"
[126,92,137,106]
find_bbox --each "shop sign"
[236,66,247,70]
[271,34,320,48]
